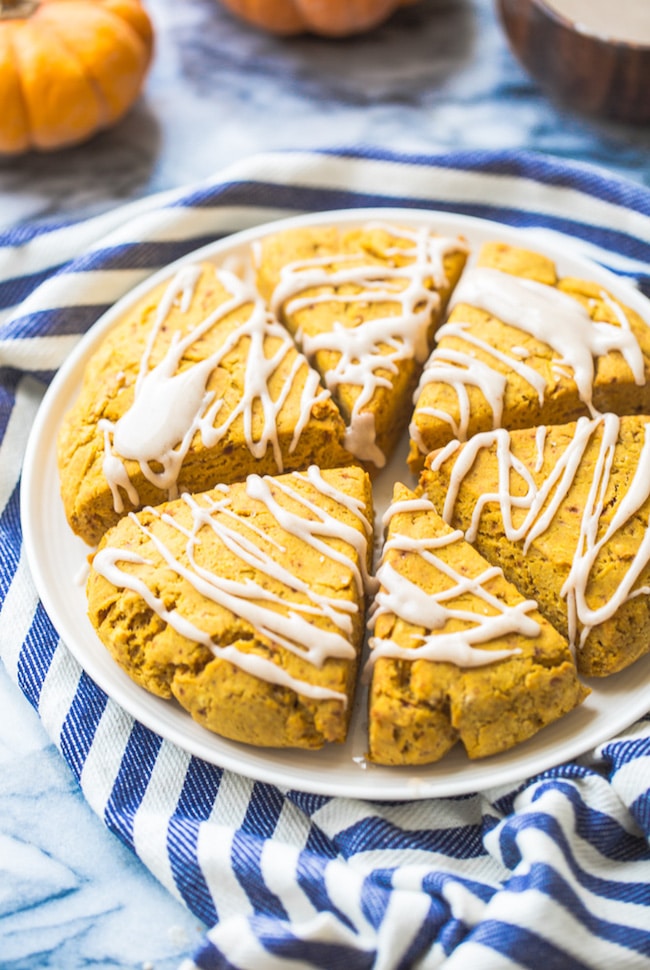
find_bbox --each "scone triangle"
[58,261,356,546]
[420,413,650,678]
[366,483,587,765]
[409,241,650,473]
[255,222,468,472]
[87,465,375,749]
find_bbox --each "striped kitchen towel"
[2,148,650,970]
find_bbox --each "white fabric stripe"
[324,857,376,945]
[0,334,81,371]
[37,640,83,745]
[391,864,490,926]
[510,826,650,928]
[310,794,483,838]
[373,888,435,970]
[443,941,526,970]
[79,698,135,819]
[207,913,324,970]
[197,773,258,918]
[0,550,39,679]
[85,204,295,251]
[484,889,650,969]
[221,150,650,242]
[260,841,319,926]
[0,374,42,509]
[0,181,191,281]
[511,772,644,838]
[7,268,149,319]
[131,740,192,902]
[196,823,255,921]
[608,757,650,810]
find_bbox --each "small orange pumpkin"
[219,0,420,37]
[0,0,154,154]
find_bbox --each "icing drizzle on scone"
[411,266,645,456]
[431,413,650,652]
[366,495,530,671]
[267,224,467,467]
[92,466,375,705]
[99,264,330,513]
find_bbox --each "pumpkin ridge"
[35,7,109,129]
[3,21,33,151]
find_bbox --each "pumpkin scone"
[408,241,650,473]
[87,465,375,749]
[366,483,586,765]
[58,261,356,546]
[255,222,468,472]
[420,413,650,678]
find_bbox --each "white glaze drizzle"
[412,266,645,454]
[268,223,466,467]
[99,264,329,513]
[366,495,530,670]
[451,267,645,410]
[433,413,650,652]
[92,467,374,705]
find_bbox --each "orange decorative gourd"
[219,0,420,37]
[0,0,154,154]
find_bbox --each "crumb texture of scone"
[57,260,356,546]
[408,241,650,473]
[255,222,468,472]
[366,483,587,765]
[86,465,375,749]
[420,413,650,678]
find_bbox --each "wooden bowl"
[497,0,650,124]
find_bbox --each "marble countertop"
[1,0,648,967]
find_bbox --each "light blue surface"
[1,1,648,967]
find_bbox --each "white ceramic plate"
[21,208,650,801]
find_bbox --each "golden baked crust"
[58,261,356,546]
[86,465,374,749]
[367,483,586,765]
[256,223,468,472]
[408,241,650,473]
[420,414,650,678]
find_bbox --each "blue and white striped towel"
[2,148,650,970]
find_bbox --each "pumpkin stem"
[0,0,38,18]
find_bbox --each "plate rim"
[20,204,650,801]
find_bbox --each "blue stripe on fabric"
[0,266,65,310]
[231,827,290,920]
[64,237,221,274]
[16,603,62,710]
[506,861,650,956]
[359,869,392,931]
[169,757,223,925]
[104,721,162,846]
[0,371,21,442]
[396,894,455,970]
[168,178,650,262]
[0,217,77,249]
[469,919,593,970]
[241,782,285,839]
[316,147,650,217]
[497,808,650,902]
[528,778,650,863]
[168,815,218,928]
[294,849,356,933]
[0,481,21,589]
[287,790,332,817]
[176,756,223,819]
[422,870,496,906]
[255,918,375,970]
[3,304,112,340]
[59,672,108,781]
[332,815,485,859]
[191,936,240,970]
